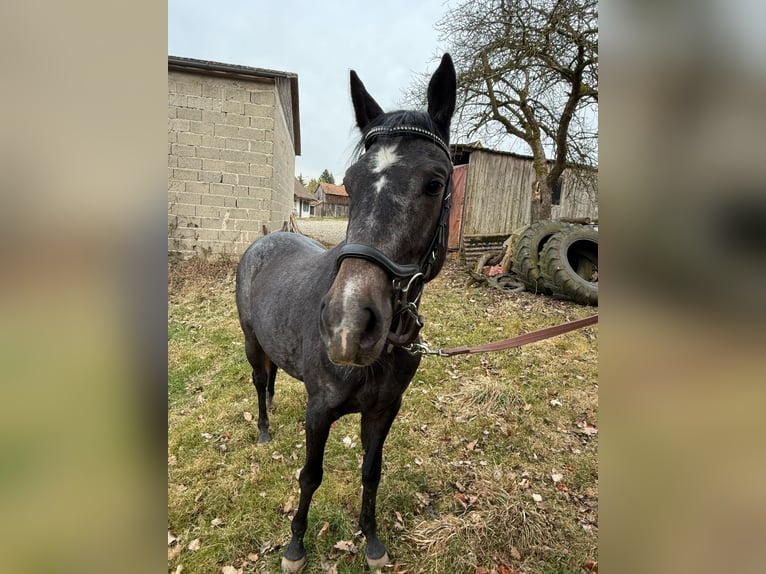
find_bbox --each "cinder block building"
[168,56,301,257]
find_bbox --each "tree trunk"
[530,176,553,222]
[529,136,553,223]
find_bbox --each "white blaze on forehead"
[372,144,399,173]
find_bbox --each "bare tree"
[410,0,598,221]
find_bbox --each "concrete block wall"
[168,70,296,258]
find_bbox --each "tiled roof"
[319,182,347,197]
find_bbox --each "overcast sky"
[168,0,453,182]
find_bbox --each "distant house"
[293,179,316,218]
[314,182,349,218]
[168,56,301,258]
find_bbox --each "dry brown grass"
[168,256,598,573]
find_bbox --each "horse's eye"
[425,180,443,196]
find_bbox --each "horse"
[235,53,456,572]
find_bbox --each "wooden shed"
[314,182,349,218]
[449,144,598,261]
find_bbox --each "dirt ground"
[295,218,348,246]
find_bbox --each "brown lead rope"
[406,314,598,357]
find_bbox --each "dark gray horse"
[236,54,456,572]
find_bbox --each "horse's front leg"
[281,398,335,574]
[359,402,401,569]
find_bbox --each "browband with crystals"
[364,125,451,159]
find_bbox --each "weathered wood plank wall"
[461,152,535,237]
[459,149,597,238]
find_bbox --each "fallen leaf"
[466,441,476,451]
[168,455,177,466]
[532,493,543,502]
[221,567,242,574]
[551,472,564,483]
[342,436,356,448]
[549,398,562,407]
[283,495,295,515]
[320,555,339,573]
[474,568,489,574]
[581,424,598,435]
[168,545,182,560]
[414,457,423,465]
[246,552,259,562]
[211,517,224,527]
[187,538,201,551]
[168,531,178,546]
[317,521,330,540]
[582,559,598,572]
[243,411,253,422]
[510,546,521,560]
[333,540,357,554]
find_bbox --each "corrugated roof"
[451,143,597,172]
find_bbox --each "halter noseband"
[335,125,453,349]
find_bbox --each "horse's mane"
[352,110,442,161]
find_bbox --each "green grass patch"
[168,258,598,573]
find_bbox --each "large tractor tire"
[511,220,574,294]
[539,226,598,305]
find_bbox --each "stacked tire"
[512,220,598,306]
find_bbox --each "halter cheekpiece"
[336,125,453,350]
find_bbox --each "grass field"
[168,257,598,573]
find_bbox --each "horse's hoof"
[257,432,271,444]
[280,555,306,573]
[366,551,390,569]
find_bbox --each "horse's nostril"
[319,300,330,334]
[359,306,382,350]
[364,308,377,335]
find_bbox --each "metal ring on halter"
[397,272,424,296]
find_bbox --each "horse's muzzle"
[320,259,392,367]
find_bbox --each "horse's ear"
[427,53,457,141]
[350,70,385,132]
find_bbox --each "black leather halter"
[335,125,453,349]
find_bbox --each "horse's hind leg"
[266,361,277,412]
[244,337,273,443]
